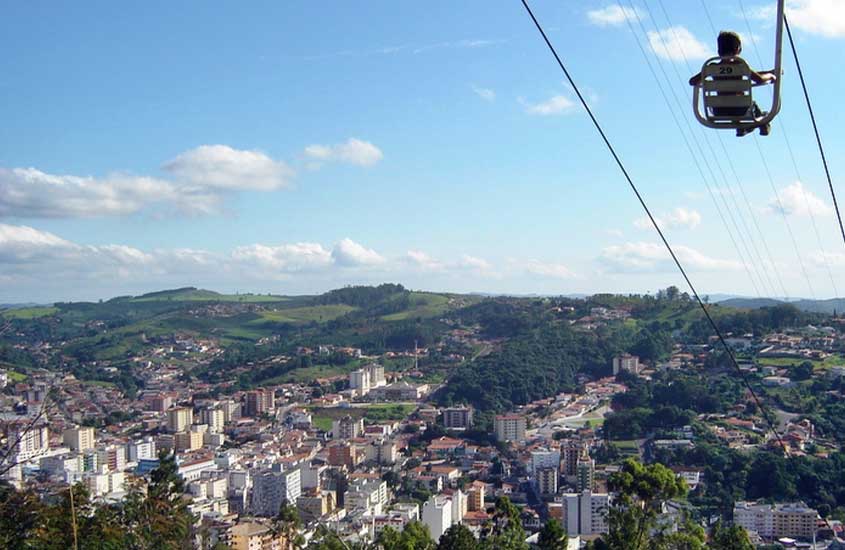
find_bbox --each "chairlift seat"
[692,56,776,131]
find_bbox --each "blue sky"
[1,0,844,302]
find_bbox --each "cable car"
[692,0,785,135]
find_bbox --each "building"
[175,430,204,452]
[530,448,561,474]
[63,426,95,452]
[199,407,225,433]
[612,354,640,375]
[332,415,364,440]
[422,495,453,542]
[245,389,275,417]
[366,364,386,387]
[365,439,397,465]
[734,501,818,540]
[219,400,241,424]
[467,481,486,512]
[345,479,389,515]
[228,521,286,550]
[560,491,610,536]
[167,407,194,433]
[537,467,559,495]
[328,443,358,469]
[349,369,371,395]
[146,393,173,412]
[127,437,156,462]
[96,444,127,472]
[494,414,526,442]
[368,381,429,401]
[250,467,302,517]
[576,455,594,492]
[4,422,50,462]
[442,407,474,430]
[561,440,583,477]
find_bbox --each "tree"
[437,524,475,550]
[708,522,754,550]
[122,451,195,550]
[273,502,305,549]
[537,519,567,550]
[376,521,435,550]
[599,460,687,550]
[480,496,528,550]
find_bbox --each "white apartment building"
[63,426,95,452]
[332,416,364,440]
[167,407,194,433]
[366,364,386,387]
[734,501,818,540]
[442,407,474,430]
[612,354,640,375]
[422,495,453,542]
[250,467,302,517]
[560,491,609,536]
[200,407,225,433]
[349,369,371,395]
[127,437,156,462]
[494,414,527,442]
[345,479,389,515]
[530,449,561,474]
[6,423,50,462]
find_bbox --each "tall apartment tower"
[245,389,275,417]
[63,426,96,452]
[493,414,526,442]
[442,407,474,430]
[167,407,194,433]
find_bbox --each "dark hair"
[717,31,742,56]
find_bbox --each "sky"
[1,0,845,303]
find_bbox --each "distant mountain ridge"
[717,296,845,314]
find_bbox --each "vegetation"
[0,452,194,549]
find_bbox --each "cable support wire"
[733,0,839,297]
[518,0,788,454]
[625,0,768,297]
[618,3,765,297]
[783,15,845,268]
[648,0,788,299]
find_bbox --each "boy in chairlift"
[689,31,776,137]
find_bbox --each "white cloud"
[457,255,493,271]
[522,94,576,116]
[1,144,301,219]
[634,207,702,230]
[587,5,645,26]
[523,259,576,279]
[599,241,741,272]
[162,145,293,191]
[331,238,386,267]
[752,0,845,38]
[809,250,845,267]
[767,181,832,217]
[304,138,384,167]
[405,250,445,271]
[471,85,496,102]
[647,26,711,61]
[0,223,78,263]
[232,243,333,272]
[0,167,180,218]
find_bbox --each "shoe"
[760,123,771,136]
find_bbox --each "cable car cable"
[639,0,782,299]
[783,16,845,254]
[518,0,788,455]
[619,3,765,298]
[733,0,839,297]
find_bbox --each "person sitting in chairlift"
[689,31,777,137]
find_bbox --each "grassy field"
[381,293,451,321]
[131,288,288,303]
[757,354,845,370]
[256,304,357,324]
[1,306,59,319]
[309,403,417,432]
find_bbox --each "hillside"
[718,297,845,315]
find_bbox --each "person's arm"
[689,72,702,86]
[750,69,777,84]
